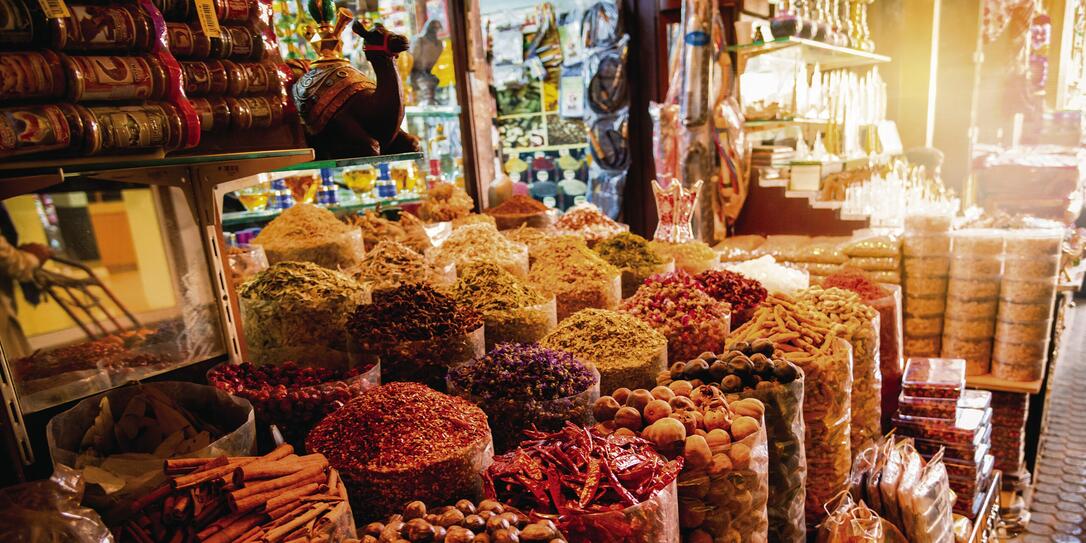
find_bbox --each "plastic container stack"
[892,358,995,519]
[941,229,1005,376]
[902,213,953,357]
[992,229,1062,381]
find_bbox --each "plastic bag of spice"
[482,296,559,350]
[849,312,882,459]
[350,324,484,392]
[871,286,904,431]
[559,479,681,543]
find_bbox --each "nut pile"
[358,499,568,543]
[592,384,769,543]
[730,294,853,529]
[658,343,806,543]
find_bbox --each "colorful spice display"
[239,262,370,367]
[306,383,493,519]
[451,262,555,349]
[347,284,484,390]
[431,223,530,278]
[483,423,683,543]
[529,237,621,320]
[346,210,432,253]
[619,278,731,364]
[207,362,379,445]
[540,309,668,393]
[797,286,881,460]
[352,240,450,291]
[419,183,474,222]
[119,445,352,543]
[554,203,628,243]
[360,499,568,543]
[823,269,904,431]
[595,232,674,298]
[660,344,806,543]
[252,204,364,269]
[448,343,598,452]
[593,383,769,543]
[730,295,852,529]
[647,240,717,274]
[486,195,551,229]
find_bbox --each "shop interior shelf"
[405,105,463,118]
[966,373,1044,395]
[729,36,891,70]
[222,194,422,227]
[274,152,424,173]
[745,117,829,131]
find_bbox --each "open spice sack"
[252,204,365,270]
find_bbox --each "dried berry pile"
[306,383,492,519]
[360,499,567,543]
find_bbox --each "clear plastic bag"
[715,235,765,262]
[47,382,256,524]
[798,237,849,264]
[845,257,900,272]
[0,465,112,543]
[448,367,600,454]
[739,372,806,543]
[849,313,883,460]
[349,324,485,392]
[841,235,899,258]
[898,451,954,542]
[681,415,770,543]
[757,235,811,261]
[870,287,903,432]
[560,479,680,543]
[240,286,370,368]
[816,492,909,543]
[482,296,559,350]
[262,228,366,270]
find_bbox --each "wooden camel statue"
[291,0,420,159]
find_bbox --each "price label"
[37,0,70,19]
[194,0,222,38]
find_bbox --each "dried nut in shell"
[613,427,636,437]
[643,399,673,423]
[643,417,687,449]
[626,389,655,411]
[669,380,694,397]
[614,406,643,431]
[670,396,697,411]
[671,411,699,435]
[708,453,734,476]
[728,442,752,469]
[679,499,707,528]
[705,428,731,452]
[445,526,476,543]
[612,387,631,404]
[730,416,759,441]
[684,435,712,469]
[404,518,436,541]
[703,409,730,432]
[651,385,676,401]
[519,523,556,542]
[438,508,466,527]
[592,396,620,421]
[729,398,765,418]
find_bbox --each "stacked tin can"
[941,229,1005,376]
[991,229,1062,381]
[902,212,953,357]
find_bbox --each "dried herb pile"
[594,232,665,272]
[540,309,666,392]
[619,279,732,363]
[528,237,620,319]
[420,183,473,222]
[647,240,716,273]
[240,261,365,303]
[449,343,595,403]
[431,223,528,277]
[253,204,361,269]
[451,262,546,316]
[346,210,431,253]
[353,240,442,291]
[347,283,482,344]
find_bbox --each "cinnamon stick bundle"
[229,463,327,505]
[233,454,328,486]
[172,444,292,489]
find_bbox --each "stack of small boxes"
[893,358,996,519]
[989,391,1030,481]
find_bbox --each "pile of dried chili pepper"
[483,423,682,516]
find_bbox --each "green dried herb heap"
[353,240,440,291]
[240,261,366,304]
[595,232,665,272]
[452,262,546,316]
[529,237,621,320]
[540,308,667,392]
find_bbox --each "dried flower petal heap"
[690,269,767,325]
[540,309,668,392]
[554,203,628,243]
[484,423,683,543]
[347,284,484,389]
[353,240,448,291]
[432,223,530,278]
[620,279,731,364]
[253,204,364,269]
[239,262,370,367]
[529,237,621,320]
[306,382,492,520]
[449,343,598,452]
[596,232,666,272]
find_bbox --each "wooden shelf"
[274,152,424,173]
[222,195,421,227]
[966,373,1043,395]
[746,117,829,132]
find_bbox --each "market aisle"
[1019,302,1086,542]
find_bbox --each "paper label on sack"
[37,0,70,19]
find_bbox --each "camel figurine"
[291,0,420,159]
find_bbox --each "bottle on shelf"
[376,163,397,199]
[268,178,296,210]
[317,168,339,206]
[425,157,446,190]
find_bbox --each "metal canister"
[151,0,190,22]
[237,95,284,129]
[221,59,248,96]
[53,3,151,52]
[190,96,232,132]
[0,103,97,158]
[63,53,166,102]
[0,0,48,49]
[89,102,182,152]
[0,50,65,101]
[225,96,251,129]
[238,62,280,94]
[223,25,261,60]
[215,0,249,22]
[181,59,229,96]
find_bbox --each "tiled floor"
[1018,302,1086,542]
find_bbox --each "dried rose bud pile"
[620,279,731,363]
